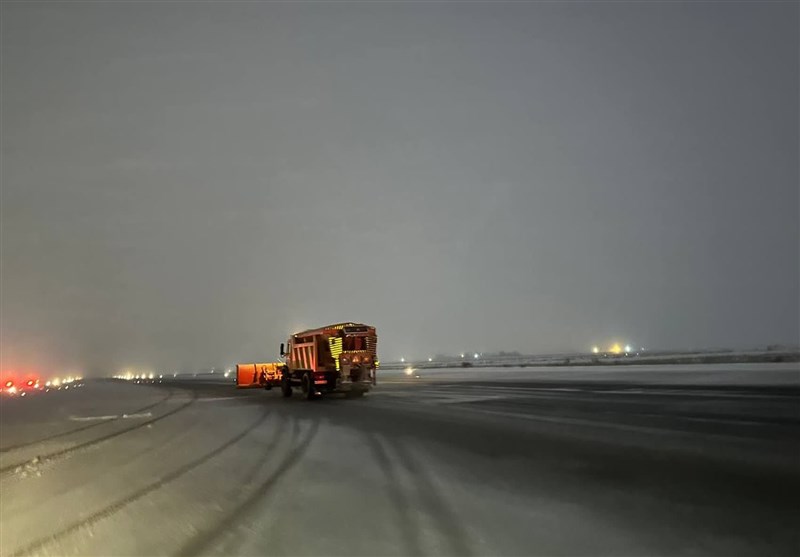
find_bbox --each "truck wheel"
[302,372,317,400]
[281,375,292,398]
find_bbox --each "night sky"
[2,2,797,374]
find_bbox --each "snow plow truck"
[236,322,378,400]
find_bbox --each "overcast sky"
[2,2,798,374]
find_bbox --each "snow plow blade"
[236,363,282,388]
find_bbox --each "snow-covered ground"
[379,362,800,386]
[1,366,798,556]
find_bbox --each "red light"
[4,381,12,388]
[27,380,35,386]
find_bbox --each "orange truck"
[236,322,378,400]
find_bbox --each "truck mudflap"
[334,365,373,392]
[302,371,369,392]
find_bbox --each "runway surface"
[1,364,798,556]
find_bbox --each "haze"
[1,2,797,375]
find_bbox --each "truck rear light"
[341,357,350,365]
[352,355,361,364]
[4,381,12,388]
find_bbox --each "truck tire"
[302,372,317,401]
[281,375,292,398]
